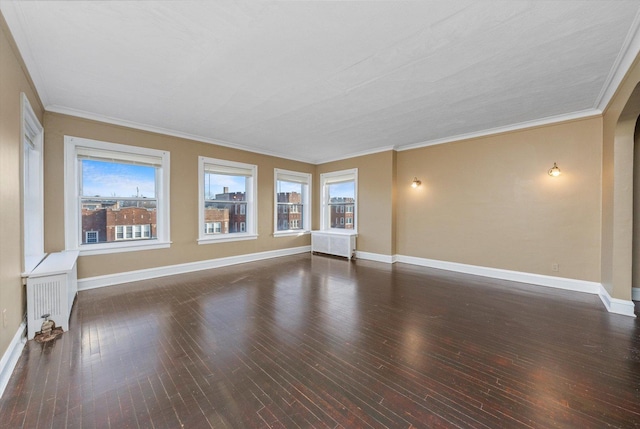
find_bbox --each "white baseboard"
[633,287,640,301]
[395,255,636,318]
[78,246,311,291]
[0,322,26,399]
[598,285,637,317]
[76,246,637,317]
[355,251,395,264]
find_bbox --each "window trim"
[85,231,99,243]
[320,168,358,233]
[21,93,45,273]
[273,168,312,237]
[64,136,171,255]
[198,156,258,244]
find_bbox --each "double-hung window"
[320,168,357,231]
[199,157,257,243]
[274,169,311,236]
[64,136,170,255]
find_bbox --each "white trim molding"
[78,246,310,291]
[355,251,396,264]
[598,286,637,318]
[0,322,27,399]
[633,287,640,301]
[395,255,636,318]
[395,109,601,153]
[595,8,640,111]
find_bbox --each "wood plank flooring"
[0,254,639,428]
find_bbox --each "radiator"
[26,251,79,340]
[311,231,357,259]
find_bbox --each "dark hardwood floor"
[1,254,639,428]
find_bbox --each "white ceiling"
[2,1,640,164]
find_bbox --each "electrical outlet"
[2,309,7,328]
[552,263,559,272]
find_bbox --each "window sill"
[316,229,358,236]
[198,233,258,245]
[273,230,310,238]
[73,240,172,256]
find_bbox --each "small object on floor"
[34,318,64,343]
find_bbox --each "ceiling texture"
[2,1,640,164]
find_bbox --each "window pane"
[203,202,246,234]
[81,159,156,198]
[276,180,305,232]
[204,173,246,201]
[328,180,355,230]
[328,181,354,201]
[81,199,157,244]
[200,157,256,241]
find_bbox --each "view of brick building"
[210,188,246,233]
[81,201,156,244]
[203,207,229,234]
[330,197,355,229]
[276,191,303,230]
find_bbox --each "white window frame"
[21,93,45,273]
[198,156,258,244]
[320,168,358,232]
[64,136,171,255]
[204,222,222,234]
[273,169,312,237]
[85,231,99,243]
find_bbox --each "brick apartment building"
[212,189,246,233]
[276,192,303,231]
[330,197,354,229]
[203,207,229,235]
[82,201,157,244]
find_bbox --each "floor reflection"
[2,253,639,428]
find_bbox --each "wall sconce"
[411,177,421,188]
[548,162,561,177]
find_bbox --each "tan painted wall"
[0,16,44,360]
[44,113,314,279]
[601,55,640,300]
[316,151,395,256]
[396,117,603,281]
[633,119,640,291]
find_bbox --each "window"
[320,168,357,231]
[64,136,170,255]
[114,225,151,240]
[86,231,99,243]
[199,157,257,243]
[21,94,45,272]
[205,222,222,234]
[274,169,311,236]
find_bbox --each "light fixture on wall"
[411,177,422,188]
[548,162,561,177]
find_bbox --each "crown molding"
[595,8,640,111]
[0,0,50,106]
[396,109,602,152]
[313,145,397,165]
[46,105,316,165]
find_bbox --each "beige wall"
[601,55,640,300]
[1,11,638,376]
[0,16,44,360]
[396,117,603,281]
[44,113,314,279]
[316,151,396,256]
[634,119,640,291]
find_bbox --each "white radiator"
[311,231,357,259]
[26,251,79,340]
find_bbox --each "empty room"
[1,1,639,428]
